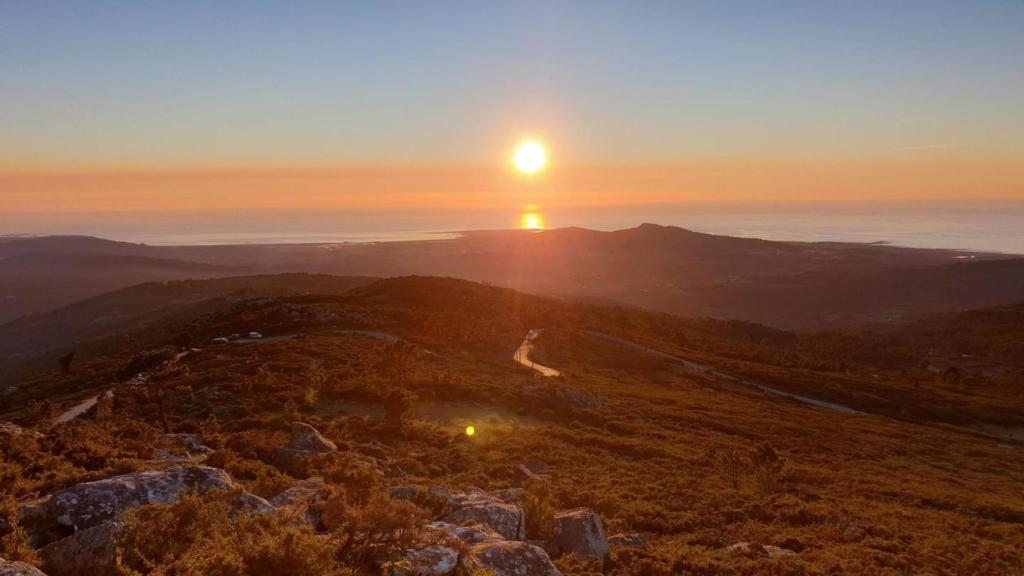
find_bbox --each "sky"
[2,0,1023,219]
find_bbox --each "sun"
[513,140,546,174]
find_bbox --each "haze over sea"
[3,201,1023,255]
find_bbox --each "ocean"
[3,201,1023,255]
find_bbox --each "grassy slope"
[2,277,1022,574]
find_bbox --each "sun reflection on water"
[520,205,545,230]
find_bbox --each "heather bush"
[116,491,350,576]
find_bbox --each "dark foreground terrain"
[2,276,1022,575]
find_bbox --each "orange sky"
[3,157,1022,214]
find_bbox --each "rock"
[442,488,525,541]
[552,508,608,561]
[275,422,337,468]
[722,542,797,558]
[515,460,551,484]
[287,422,337,453]
[151,433,213,463]
[723,541,754,556]
[427,521,503,544]
[0,422,42,440]
[231,492,276,518]
[389,485,451,502]
[39,521,120,576]
[270,477,330,528]
[464,540,562,576]
[0,559,47,576]
[51,465,234,530]
[607,533,647,548]
[762,545,798,558]
[400,544,460,576]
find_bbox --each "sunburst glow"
[513,140,546,174]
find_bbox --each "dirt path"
[513,329,561,377]
[55,350,191,424]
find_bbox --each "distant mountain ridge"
[2,224,1022,330]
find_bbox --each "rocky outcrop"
[386,544,460,576]
[275,422,337,469]
[553,508,608,561]
[51,465,234,530]
[270,477,330,528]
[38,521,120,576]
[464,540,562,576]
[0,559,47,576]
[442,488,525,541]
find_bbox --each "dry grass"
[2,277,1022,574]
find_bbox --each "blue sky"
[2,0,1023,166]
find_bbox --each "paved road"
[513,329,561,377]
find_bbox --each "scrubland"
[2,277,1022,574]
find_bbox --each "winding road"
[514,328,860,415]
[513,329,561,377]
[583,330,862,415]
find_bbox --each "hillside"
[0,246,252,324]
[5,226,1023,331]
[0,274,377,386]
[1,276,1021,575]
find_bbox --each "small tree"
[749,443,785,493]
[383,389,416,430]
[716,448,748,490]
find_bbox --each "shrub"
[0,497,39,566]
[321,490,428,566]
[523,480,557,540]
[116,491,351,576]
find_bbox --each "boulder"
[464,540,562,576]
[442,488,525,541]
[231,492,276,518]
[399,544,460,576]
[51,465,234,530]
[39,521,120,576]
[12,498,57,548]
[427,521,503,544]
[607,533,647,548]
[275,422,337,468]
[0,422,42,440]
[269,477,330,528]
[552,508,608,561]
[286,422,337,453]
[0,559,47,576]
